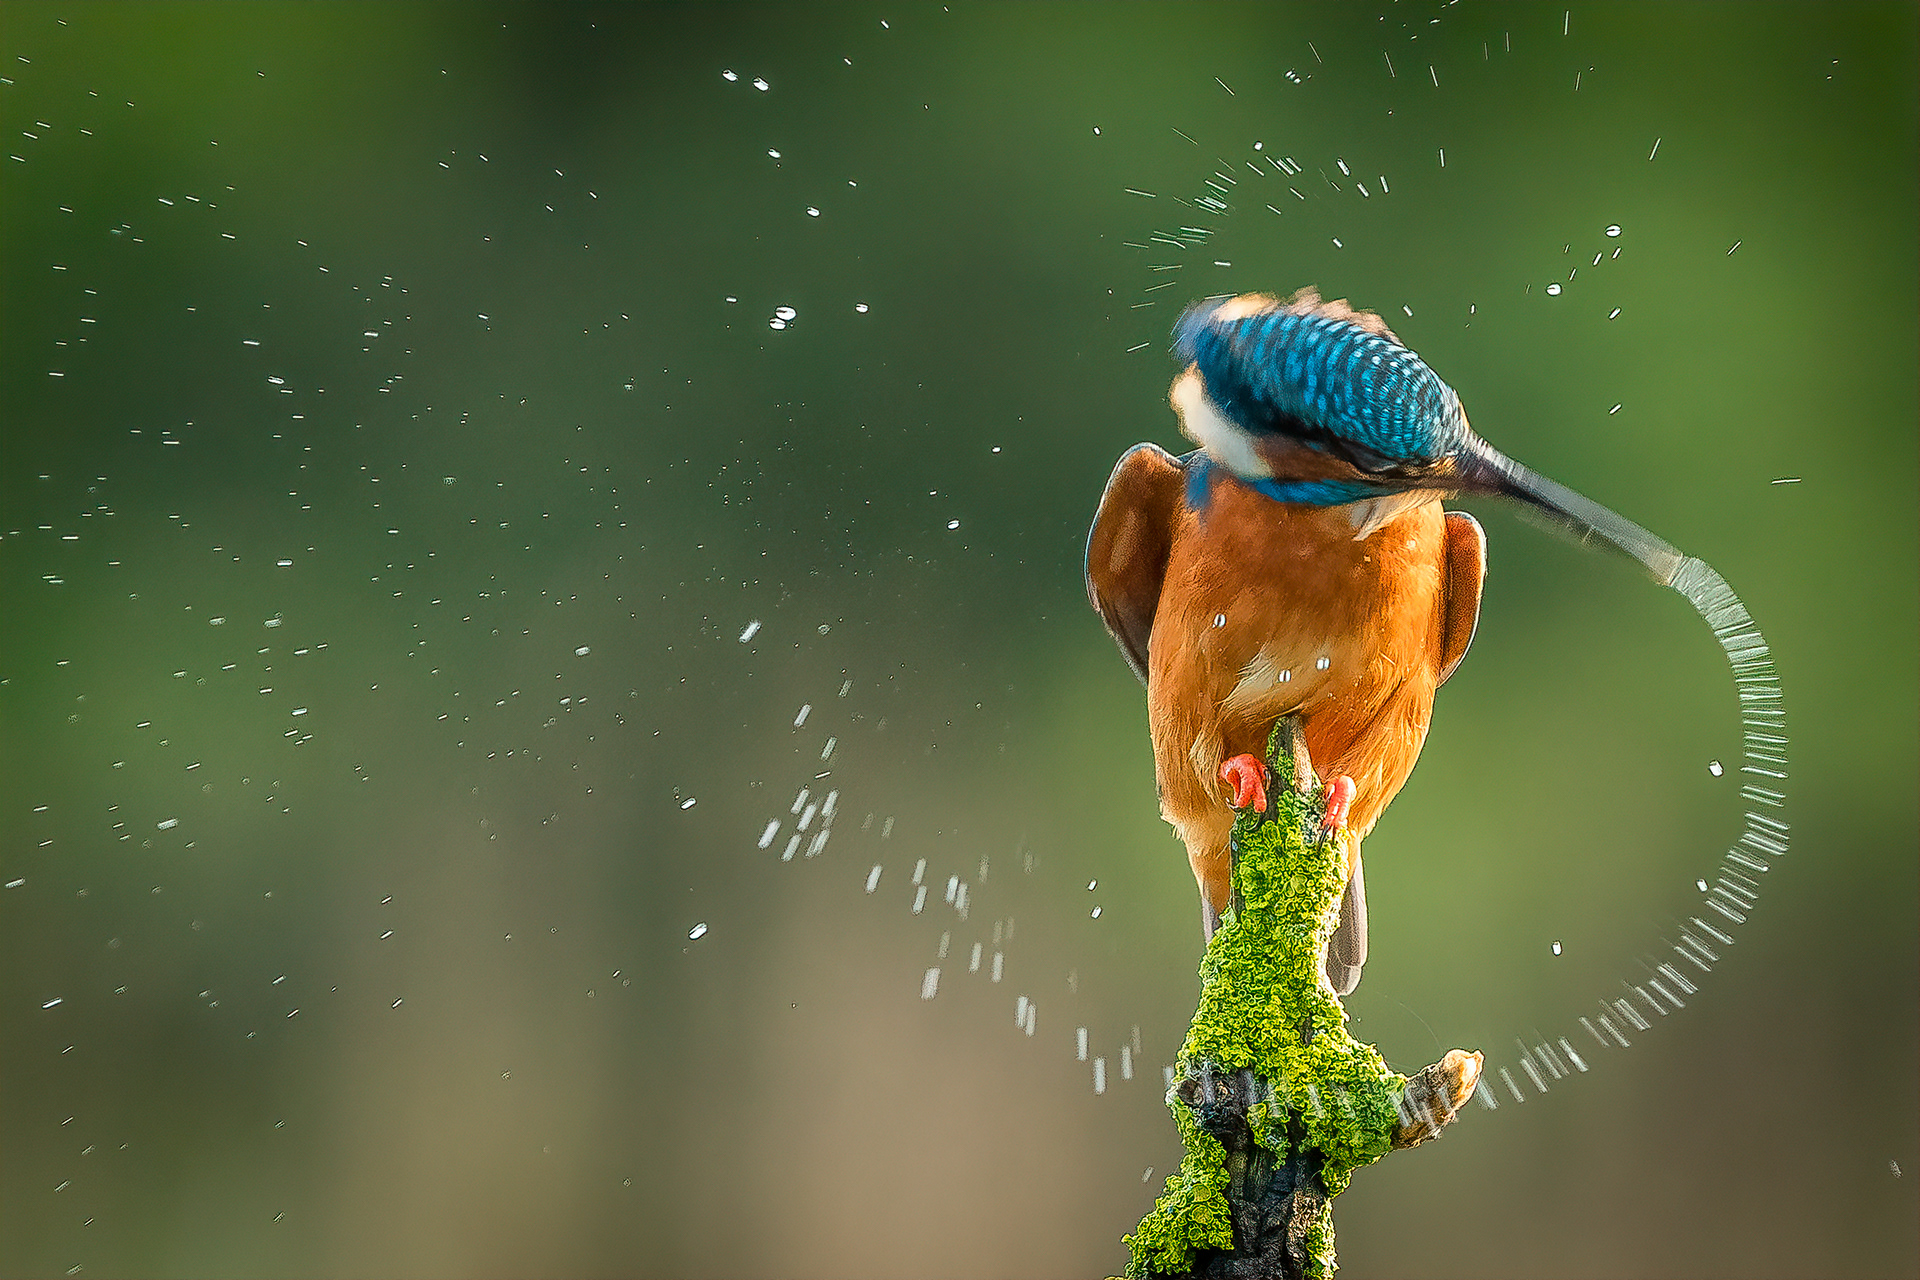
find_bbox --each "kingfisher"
[1087,289,1687,994]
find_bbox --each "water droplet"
[946,519,960,530]
[1212,613,1225,628]
[738,619,761,642]
[752,78,769,91]
[1708,760,1723,776]
[805,206,819,217]
[1697,879,1710,892]
[1605,224,1621,236]
[1546,283,1563,296]
[679,798,696,810]
[722,70,738,82]
[688,922,708,940]
[854,303,869,313]
[767,318,786,330]
[1279,669,1291,683]
[774,306,796,321]
[1091,906,1102,918]
[1551,940,1562,955]
[766,148,780,158]
[1315,656,1330,670]
[574,646,590,656]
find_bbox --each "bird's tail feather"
[1459,439,1686,586]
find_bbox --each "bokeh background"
[3,3,1915,1277]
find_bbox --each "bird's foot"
[1321,775,1357,831]
[1218,755,1269,813]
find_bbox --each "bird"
[1086,288,1689,995]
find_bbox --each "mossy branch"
[1123,718,1482,1280]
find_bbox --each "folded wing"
[1085,444,1188,686]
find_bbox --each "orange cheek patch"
[1254,434,1375,483]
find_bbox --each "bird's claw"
[1218,754,1269,813]
[1321,775,1356,831]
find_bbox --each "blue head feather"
[1173,300,1468,469]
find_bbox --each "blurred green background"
[2,3,1914,1276]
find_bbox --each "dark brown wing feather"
[1085,443,1187,686]
[1436,510,1487,687]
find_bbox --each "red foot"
[1218,755,1269,813]
[1322,775,1357,832]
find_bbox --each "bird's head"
[1169,289,1477,508]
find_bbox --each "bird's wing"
[1436,510,1486,688]
[1086,443,1187,686]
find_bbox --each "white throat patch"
[1171,368,1271,480]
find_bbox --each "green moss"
[1122,1101,1235,1278]
[1303,1203,1338,1279]
[1125,723,1405,1277]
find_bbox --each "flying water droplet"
[1546,283,1563,296]
[1605,224,1622,236]
[1708,760,1723,776]
[1551,940,1562,955]
[688,922,707,940]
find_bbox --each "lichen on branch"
[1125,721,1405,1280]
